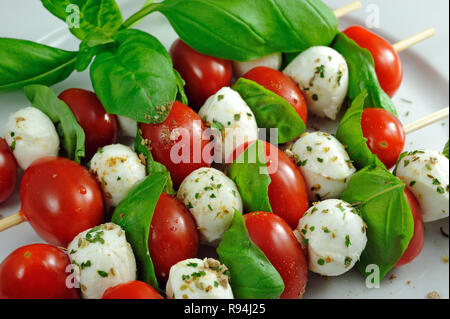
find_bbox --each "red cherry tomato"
[0,138,17,203]
[244,212,308,299]
[230,141,309,229]
[139,101,211,188]
[58,88,118,159]
[149,193,199,282]
[20,157,104,246]
[361,108,405,169]
[242,67,308,124]
[102,280,164,299]
[0,244,79,299]
[343,26,403,97]
[396,188,424,267]
[170,39,233,109]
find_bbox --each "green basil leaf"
[332,32,398,116]
[443,141,449,159]
[90,29,178,123]
[0,38,76,92]
[23,84,86,163]
[158,0,337,61]
[341,166,414,281]
[134,129,176,196]
[217,210,284,299]
[336,91,385,169]
[228,140,272,213]
[75,33,115,72]
[232,78,305,144]
[111,171,169,291]
[173,69,189,105]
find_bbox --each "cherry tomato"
[102,280,164,299]
[20,157,104,246]
[170,39,233,109]
[361,108,405,169]
[0,138,17,204]
[230,140,309,229]
[58,88,118,159]
[139,101,211,188]
[242,67,308,124]
[244,212,308,299]
[396,188,424,267]
[149,193,199,282]
[343,26,403,97]
[0,244,79,299]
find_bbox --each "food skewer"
[393,28,436,53]
[333,1,362,18]
[403,107,449,134]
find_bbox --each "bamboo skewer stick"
[404,107,449,134]
[393,28,436,53]
[333,1,362,18]
[0,213,24,232]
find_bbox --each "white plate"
[0,0,448,299]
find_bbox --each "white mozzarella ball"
[177,167,243,245]
[295,199,367,276]
[232,53,282,78]
[67,223,137,299]
[199,87,259,163]
[395,150,449,222]
[90,144,146,207]
[117,115,137,138]
[288,131,356,201]
[3,107,59,170]
[283,46,349,120]
[166,258,234,299]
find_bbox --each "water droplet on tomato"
[79,186,87,195]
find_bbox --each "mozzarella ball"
[287,131,356,201]
[199,87,259,163]
[3,107,59,170]
[177,167,243,245]
[395,150,449,222]
[90,144,146,207]
[67,223,137,299]
[117,115,137,138]
[166,258,233,299]
[295,199,367,276]
[233,53,282,78]
[283,46,349,120]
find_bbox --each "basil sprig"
[23,84,86,163]
[341,166,414,282]
[217,210,285,299]
[232,78,305,144]
[111,171,170,291]
[227,140,273,213]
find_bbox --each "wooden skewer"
[0,213,24,232]
[404,107,449,134]
[393,28,436,53]
[333,1,362,18]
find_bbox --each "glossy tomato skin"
[58,88,118,159]
[230,141,309,229]
[242,67,308,124]
[102,281,164,299]
[361,108,405,169]
[139,101,211,188]
[244,212,308,299]
[0,244,79,299]
[149,193,199,282]
[20,157,104,246]
[170,39,233,109]
[396,188,425,267]
[0,138,17,203]
[343,26,403,97]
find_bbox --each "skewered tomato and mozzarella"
[67,223,137,299]
[199,87,259,163]
[166,258,233,299]
[233,53,282,78]
[395,150,449,222]
[3,107,59,170]
[0,138,17,204]
[177,167,243,245]
[283,46,349,120]
[296,199,368,276]
[89,144,146,207]
[287,131,356,201]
